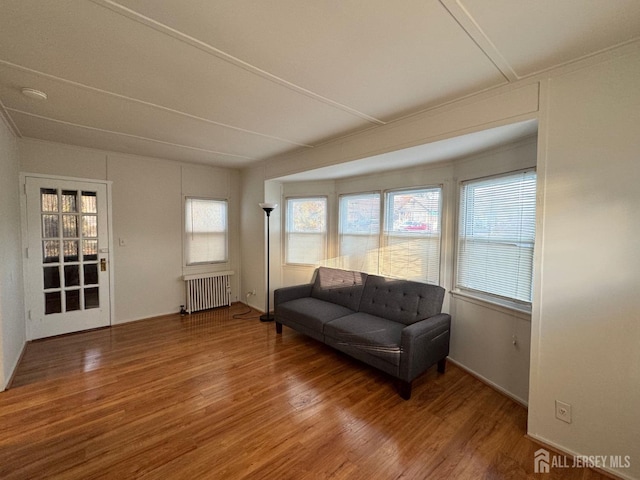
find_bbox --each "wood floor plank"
[1,305,609,479]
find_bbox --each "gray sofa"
[274,267,451,399]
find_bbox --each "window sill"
[183,264,233,279]
[450,290,531,321]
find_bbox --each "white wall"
[0,118,26,389]
[528,47,640,479]
[19,139,241,325]
[239,166,266,311]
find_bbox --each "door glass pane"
[63,240,79,262]
[85,287,99,309]
[43,266,61,289]
[37,183,105,320]
[45,292,62,315]
[82,216,97,238]
[65,290,80,312]
[64,265,80,287]
[42,215,59,238]
[61,190,78,213]
[43,240,60,263]
[81,191,97,213]
[83,240,98,260]
[41,189,58,212]
[84,264,98,285]
[62,215,78,238]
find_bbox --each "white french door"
[25,176,111,340]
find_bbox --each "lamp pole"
[259,203,277,321]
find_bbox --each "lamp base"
[260,313,274,322]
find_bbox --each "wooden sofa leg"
[437,358,447,374]
[399,381,412,400]
[275,322,282,334]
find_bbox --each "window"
[184,197,228,265]
[339,192,380,273]
[381,187,442,284]
[285,197,327,265]
[456,170,536,305]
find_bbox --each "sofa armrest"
[399,313,451,382]
[274,283,313,307]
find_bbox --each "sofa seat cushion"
[277,297,356,333]
[324,313,404,367]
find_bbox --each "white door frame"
[20,173,115,340]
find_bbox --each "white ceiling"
[0,1,638,169]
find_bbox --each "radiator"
[183,271,233,313]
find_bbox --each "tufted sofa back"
[311,267,368,311]
[358,275,445,325]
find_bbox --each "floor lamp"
[259,203,277,322]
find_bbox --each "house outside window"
[381,187,442,284]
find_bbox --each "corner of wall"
[0,114,26,389]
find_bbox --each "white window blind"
[185,198,228,265]
[338,192,380,273]
[381,187,442,284]
[285,197,327,265]
[457,170,537,304]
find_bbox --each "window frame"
[380,185,443,285]
[183,196,229,267]
[284,195,328,266]
[454,168,537,312]
[338,191,382,274]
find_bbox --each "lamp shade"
[259,202,277,211]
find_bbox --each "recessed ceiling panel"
[113,0,507,121]
[12,111,252,167]
[0,0,371,147]
[460,0,640,77]
[0,64,300,160]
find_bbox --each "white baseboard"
[446,356,528,407]
[3,340,27,391]
[527,433,634,480]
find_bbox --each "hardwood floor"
[2,304,608,480]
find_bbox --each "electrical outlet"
[251,289,256,296]
[555,400,572,423]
